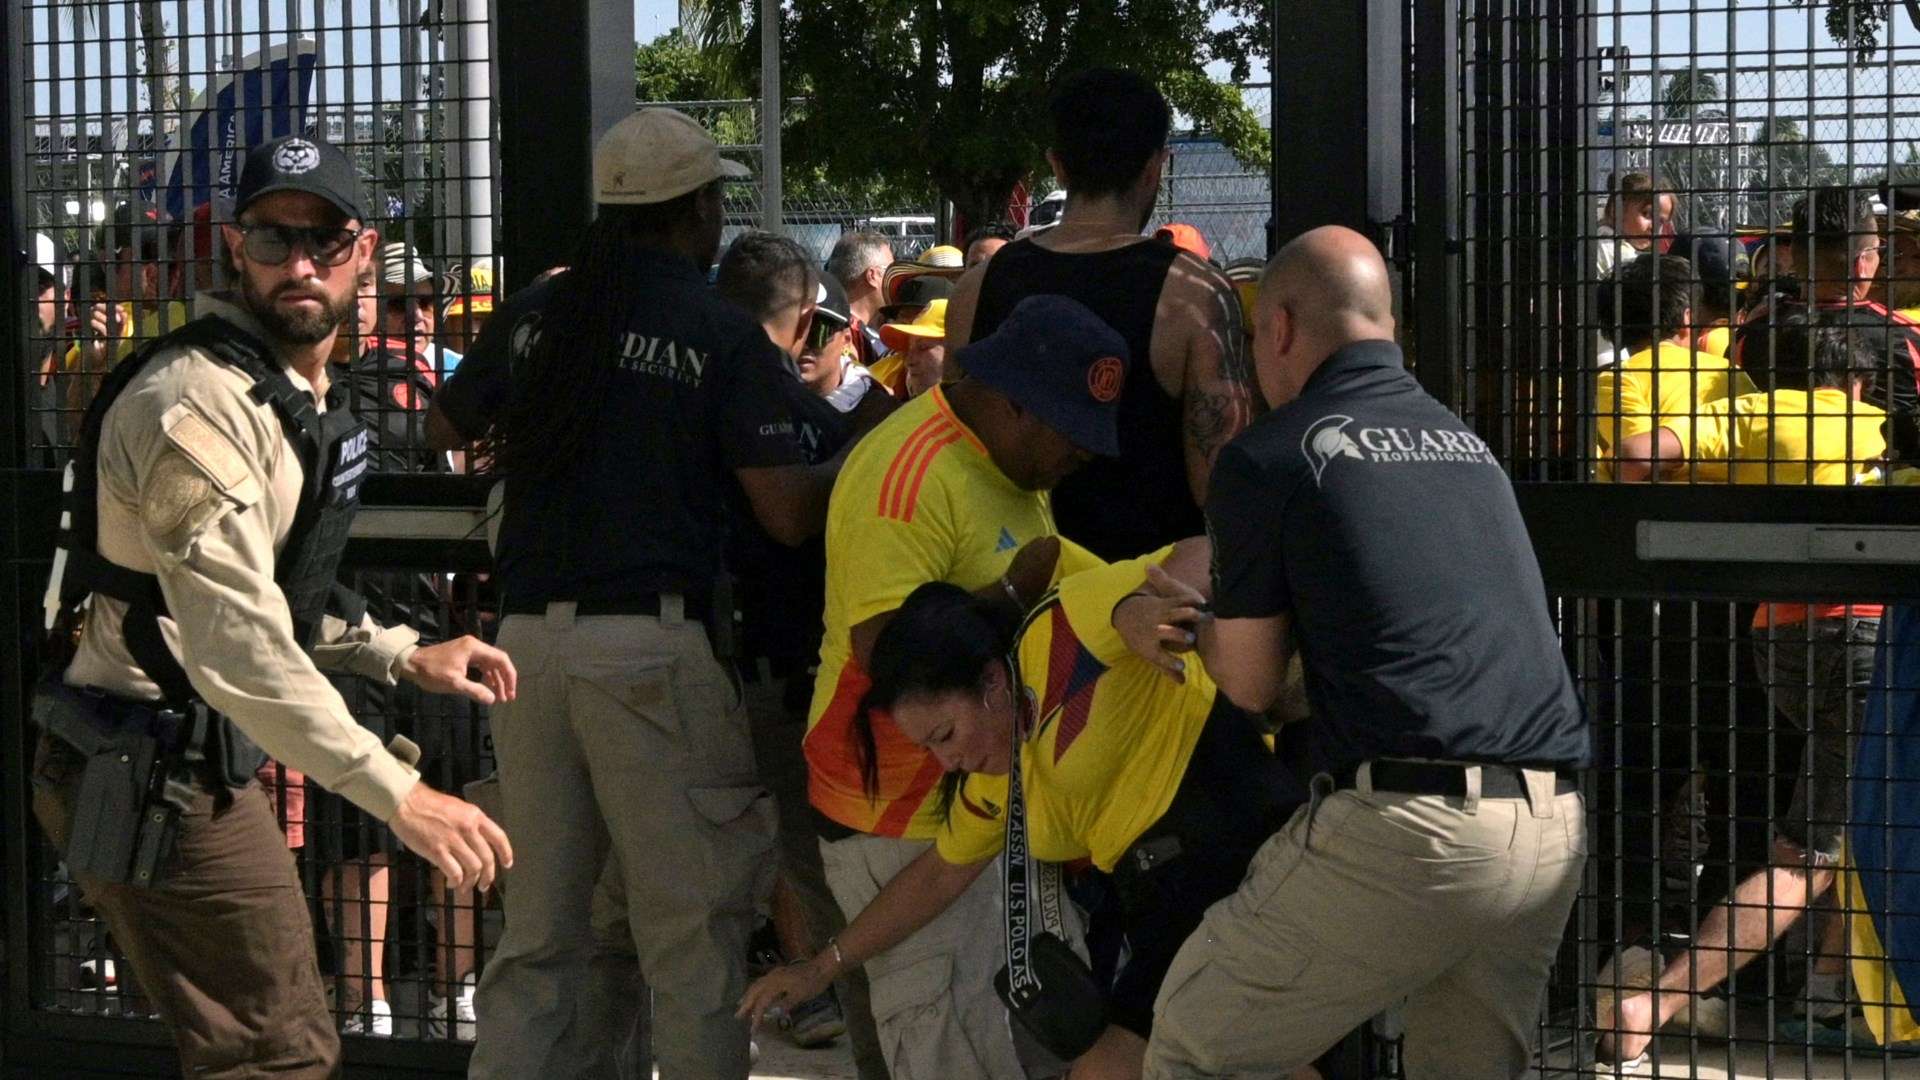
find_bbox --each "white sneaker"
[426,974,477,1041]
[342,999,393,1037]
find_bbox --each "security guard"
[32,134,516,1078]
[1137,227,1589,1079]
[465,109,838,1080]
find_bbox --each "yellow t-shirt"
[1662,388,1889,628]
[804,387,1098,839]
[1697,325,1732,358]
[937,550,1226,872]
[63,301,193,371]
[1593,341,1755,481]
[1660,388,1887,486]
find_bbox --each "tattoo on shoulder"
[1187,389,1238,462]
[1213,285,1255,388]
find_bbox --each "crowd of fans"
[22,54,1920,1080]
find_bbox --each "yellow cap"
[878,299,948,352]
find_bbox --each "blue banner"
[1848,605,1920,1044]
[154,40,319,220]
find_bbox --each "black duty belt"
[500,593,711,623]
[1339,760,1579,799]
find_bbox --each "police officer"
[465,109,838,1080]
[1132,227,1590,1079]
[32,134,517,1078]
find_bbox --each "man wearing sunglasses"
[34,133,516,1078]
[379,240,463,376]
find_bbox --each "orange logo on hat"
[1087,356,1124,402]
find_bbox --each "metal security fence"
[1435,2,1920,1077]
[18,0,497,467]
[6,0,498,1073]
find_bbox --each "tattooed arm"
[1175,260,1263,506]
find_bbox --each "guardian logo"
[1301,413,1498,486]
[1302,415,1365,487]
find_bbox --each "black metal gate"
[1,0,503,1074]
[10,0,1920,1078]
[1431,2,1920,1076]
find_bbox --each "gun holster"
[32,681,192,888]
[993,931,1109,1061]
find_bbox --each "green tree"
[771,0,1272,227]
[1661,67,1720,120]
[1789,1,1920,58]
[1746,118,1838,225]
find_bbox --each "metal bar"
[1638,522,1920,565]
[760,0,780,235]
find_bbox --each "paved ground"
[751,1037,860,1080]
[1543,1034,1920,1078]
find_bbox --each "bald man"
[1128,227,1590,1079]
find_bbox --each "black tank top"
[970,237,1195,560]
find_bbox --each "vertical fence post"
[0,0,32,1037]
[1411,0,1462,409]
[759,0,782,236]
[496,0,631,293]
[1269,0,1402,249]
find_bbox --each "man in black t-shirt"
[713,232,890,1076]
[464,109,841,1080]
[945,68,1259,561]
[1129,227,1588,1080]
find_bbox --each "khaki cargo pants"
[470,603,775,1080]
[32,734,340,1079]
[821,833,1028,1079]
[1144,766,1584,1080]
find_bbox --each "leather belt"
[1339,760,1578,799]
[500,593,710,622]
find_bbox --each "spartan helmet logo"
[272,139,321,175]
[1301,414,1364,486]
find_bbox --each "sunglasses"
[806,312,849,351]
[236,224,361,267]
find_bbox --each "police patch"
[160,402,250,493]
[142,455,213,535]
[272,139,321,175]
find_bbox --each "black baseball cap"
[815,273,853,326]
[880,274,954,320]
[954,294,1130,457]
[236,135,368,223]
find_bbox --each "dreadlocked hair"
[490,195,704,479]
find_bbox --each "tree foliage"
[1789,1,1920,59]
[767,0,1272,227]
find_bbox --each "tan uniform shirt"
[65,291,423,821]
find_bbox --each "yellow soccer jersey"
[1593,341,1755,481]
[937,549,1224,872]
[805,387,1098,839]
[1660,388,1886,486]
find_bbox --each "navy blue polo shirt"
[442,248,808,610]
[1207,340,1589,774]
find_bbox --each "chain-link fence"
[667,81,1273,268]
[1593,58,1920,232]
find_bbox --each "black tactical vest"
[46,315,371,774]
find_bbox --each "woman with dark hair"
[739,540,1318,1080]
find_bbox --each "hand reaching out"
[399,635,518,705]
